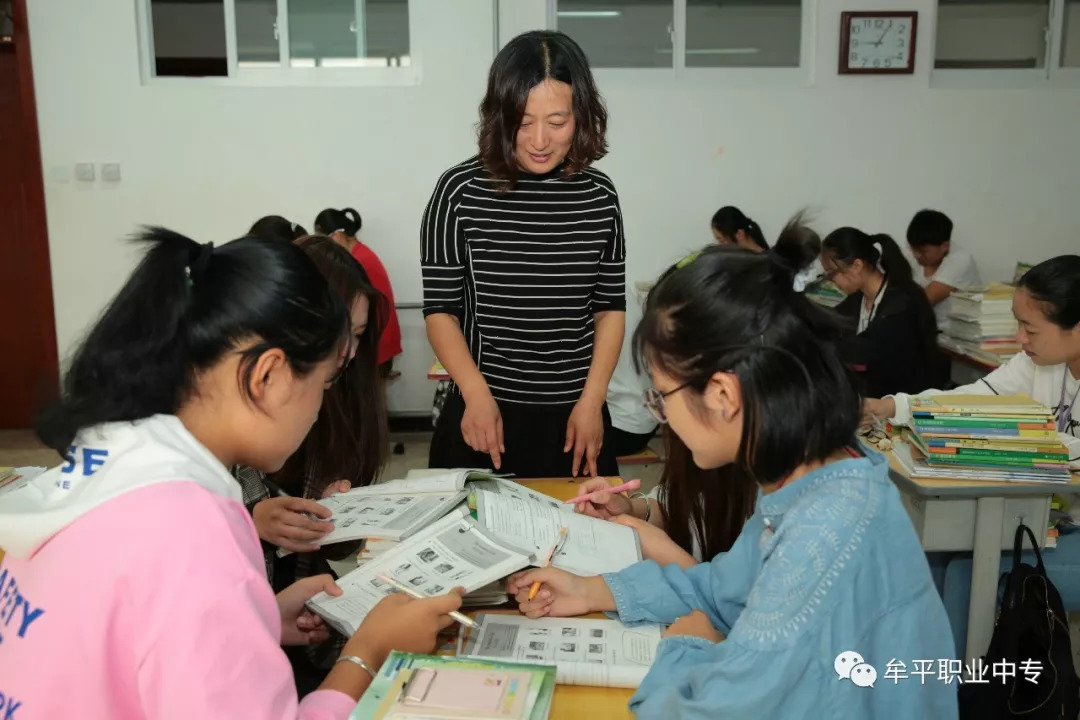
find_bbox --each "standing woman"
[421,30,626,478]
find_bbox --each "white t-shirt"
[913,245,981,334]
[606,289,660,435]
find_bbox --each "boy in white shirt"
[907,209,982,334]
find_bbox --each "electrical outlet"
[101,163,121,182]
[75,163,95,182]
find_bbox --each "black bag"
[959,523,1080,719]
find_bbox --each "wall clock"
[839,11,918,74]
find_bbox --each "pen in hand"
[564,478,642,506]
[376,573,477,629]
[528,526,568,601]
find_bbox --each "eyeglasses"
[642,383,692,424]
[324,334,355,388]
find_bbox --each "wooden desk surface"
[509,478,635,719]
[885,446,1080,497]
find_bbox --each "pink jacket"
[0,416,357,719]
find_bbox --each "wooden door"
[0,0,59,429]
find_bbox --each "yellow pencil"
[528,527,568,601]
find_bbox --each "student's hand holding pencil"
[345,588,467,670]
[507,568,614,619]
[572,477,635,519]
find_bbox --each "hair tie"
[290,222,297,232]
[185,241,214,288]
[871,241,885,274]
[793,258,824,293]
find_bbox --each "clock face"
[847,15,914,71]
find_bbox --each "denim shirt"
[603,453,958,720]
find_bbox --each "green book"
[351,651,556,720]
[943,448,1067,462]
[914,418,1051,429]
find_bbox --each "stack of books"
[941,283,1020,367]
[905,395,1071,483]
[805,280,846,308]
[352,651,556,719]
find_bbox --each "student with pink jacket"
[0,228,461,719]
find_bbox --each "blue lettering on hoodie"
[0,568,44,646]
[0,691,23,719]
[59,446,110,477]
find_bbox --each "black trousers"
[429,392,620,478]
[610,426,657,457]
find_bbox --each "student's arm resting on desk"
[888,351,1037,424]
[603,515,761,630]
[923,281,955,307]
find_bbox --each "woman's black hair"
[478,30,608,188]
[822,228,914,286]
[249,215,307,243]
[906,209,953,248]
[634,215,859,485]
[710,206,768,250]
[273,235,389,496]
[37,228,348,453]
[658,429,756,561]
[1018,255,1080,329]
[314,208,363,238]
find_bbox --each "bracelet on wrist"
[336,654,378,679]
[630,492,651,522]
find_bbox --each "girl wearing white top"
[864,255,1080,461]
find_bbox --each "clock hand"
[874,20,894,46]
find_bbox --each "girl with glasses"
[509,218,956,719]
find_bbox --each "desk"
[503,478,635,719]
[885,451,1080,665]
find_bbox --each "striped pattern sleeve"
[588,169,627,313]
[420,159,477,318]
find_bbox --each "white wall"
[27,0,493,414]
[27,0,1080,414]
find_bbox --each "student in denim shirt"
[508,217,958,719]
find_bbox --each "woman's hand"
[252,496,335,554]
[613,516,697,569]
[462,389,505,471]
[322,479,351,498]
[343,590,465,669]
[663,609,725,643]
[507,569,612,619]
[573,477,635,520]
[565,399,604,477]
[277,574,341,646]
[861,397,896,426]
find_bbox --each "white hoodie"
[0,414,242,558]
[889,352,1080,462]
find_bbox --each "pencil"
[528,526,568,601]
[375,573,477,629]
[564,478,642,505]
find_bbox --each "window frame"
[929,0,1080,89]
[135,0,421,87]
[546,0,814,87]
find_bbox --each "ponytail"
[823,227,915,287]
[871,233,913,285]
[37,228,347,453]
[710,205,769,250]
[314,207,362,238]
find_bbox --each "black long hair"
[823,228,914,285]
[37,228,347,453]
[1018,255,1080,329]
[249,215,307,243]
[314,207,362,238]
[273,236,388,495]
[635,215,859,486]
[478,30,608,188]
[711,206,768,250]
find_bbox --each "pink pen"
[564,478,642,505]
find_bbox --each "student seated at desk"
[907,209,981,335]
[607,288,659,456]
[235,235,389,691]
[865,254,1080,458]
[0,229,461,719]
[576,429,757,569]
[314,207,403,375]
[822,227,939,397]
[508,226,957,719]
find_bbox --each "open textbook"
[463,614,663,688]
[280,470,507,557]
[306,508,534,636]
[473,488,642,576]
